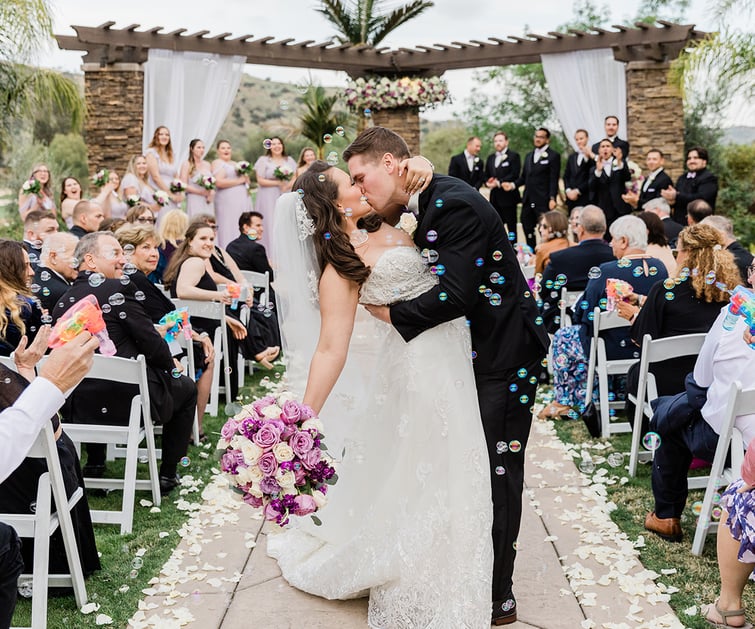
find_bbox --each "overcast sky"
[39,0,752,124]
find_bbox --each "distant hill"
[721,126,755,145]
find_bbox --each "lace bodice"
[360,246,438,306]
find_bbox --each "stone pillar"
[83,63,144,177]
[625,60,685,181]
[369,106,421,154]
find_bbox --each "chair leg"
[30,475,51,629]
[597,354,610,437]
[629,374,647,477]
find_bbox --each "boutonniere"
[541,151,548,159]
[398,212,418,237]
[474,157,480,163]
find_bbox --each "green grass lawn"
[11,364,284,627]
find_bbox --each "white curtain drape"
[142,49,246,159]
[541,49,627,151]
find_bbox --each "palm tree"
[318,0,434,47]
[299,86,350,158]
[0,0,84,148]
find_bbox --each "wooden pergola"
[57,21,705,174]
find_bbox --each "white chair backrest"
[559,288,583,329]
[521,264,536,281]
[240,270,270,305]
[171,298,224,321]
[593,307,631,335]
[643,332,707,364]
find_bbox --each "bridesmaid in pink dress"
[253,137,296,257]
[179,139,215,220]
[212,139,252,248]
[145,126,183,224]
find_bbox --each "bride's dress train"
[267,246,493,628]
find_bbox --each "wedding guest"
[68,200,105,239]
[22,210,58,268]
[662,146,719,224]
[35,232,79,313]
[99,218,126,233]
[115,224,214,432]
[563,129,594,211]
[212,139,252,250]
[588,139,631,230]
[254,137,296,257]
[687,199,714,226]
[0,240,42,356]
[702,214,754,284]
[145,125,182,218]
[643,197,684,249]
[95,170,129,220]
[124,204,156,226]
[18,163,56,220]
[296,146,317,178]
[179,138,215,220]
[568,206,582,243]
[637,211,676,275]
[154,208,188,284]
[534,210,570,274]
[121,155,158,212]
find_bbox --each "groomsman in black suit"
[661,146,719,224]
[345,127,550,626]
[590,115,630,160]
[622,148,673,211]
[588,139,631,230]
[513,127,561,249]
[448,136,485,189]
[563,129,594,212]
[484,131,521,234]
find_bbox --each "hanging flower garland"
[344,75,450,112]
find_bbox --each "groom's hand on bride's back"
[364,304,391,324]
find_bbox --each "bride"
[266,160,493,629]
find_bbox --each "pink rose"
[290,431,314,457]
[263,502,280,522]
[244,493,263,508]
[220,419,240,441]
[293,494,317,516]
[300,405,316,421]
[281,424,297,441]
[293,466,307,485]
[281,400,301,425]
[257,452,278,476]
[252,422,281,450]
[251,396,276,416]
[301,448,322,470]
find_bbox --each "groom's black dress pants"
[476,357,540,602]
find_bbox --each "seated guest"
[115,223,214,434]
[69,200,105,239]
[644,262,755,542]
[636,211,676,275]
[540,205,615,333]
[225,211,273,276]
[534,210,570,275]
[702,214,753,285]
[542,215,667,418]
[125,203,156,227]
[686,198,714,226]
[22,210,58,268]
[154,208,188,284]
[643,197,683,249]
[617,224,741,432]
[35,232,79,313]
[0,240,42,356]
[53,232,195,495]
[98,217,126,233]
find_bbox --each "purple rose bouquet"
[218,392,337,526]
[236,161,252,176]
[169,179,186,193]
[273,165,294,181]
[196,173,216,190]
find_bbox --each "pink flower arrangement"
[273,165,294,181]
[153,190,171,207]
[625,160,645,194]
[344,75,450,112]
[218,392,337,526]
[91,169,109,188]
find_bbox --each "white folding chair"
[627,333,707,477]
[559,288,583,330]
[520,264,536,281]
[691,380,752,556]
[3,421,88,628]
[154,283,171,299]
[239,270,274,379]
[584,307,635,437]
[174,331,201,445]
[58,354,160,535]
[172,299,232,416]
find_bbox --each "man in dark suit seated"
[34,232,79,312]
[687,199,714,225]
[590,115,630,160]
[702,215,754,284]
[563,129,594,212]
[588,139,631,231]
[643,197,683,249]
[483,131,521,235]
[622,148,674,211]
[447,136,485,190]
[69,200,105,239]
[53,232,196,495]
[22,209,58,268]
[225,212,273,277]
[661,146,719,224]
[540,205,615,333]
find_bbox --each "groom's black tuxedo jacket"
[390,175,550,374]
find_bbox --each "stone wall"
[369,106,421,155]
[83,63,144,177]
[626,61,685,181]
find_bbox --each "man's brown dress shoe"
[644,511,682,542]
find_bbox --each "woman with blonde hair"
[145,126,182,216]
[155,208,189,282]
[121,155,158,213]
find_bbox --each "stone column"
[625,60,685,181]
[83,63,144,177]
[368,106,421,154]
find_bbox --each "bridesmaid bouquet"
[273,165,294,181]
[91,169,109,188]
[196,173,216,190]
[153,190,171,207]
[236,161,252,176]
[21,178,41,194]
[219,392,337,527]
[126,194,141,208]
[169,179,186,193]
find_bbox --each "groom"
[345,127,550,626]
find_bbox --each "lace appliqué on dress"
[360,247,438,306]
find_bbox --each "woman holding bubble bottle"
[212,139,252,249]
[253,137,296,258]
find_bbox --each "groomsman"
[513,128,560,249]
[622,148,673,210]
[661,146,719,224]
[484,131,521,234]
[588,139,631,230]
[448,136,485,189]
[590,115,630,160]
[563,129,594,211]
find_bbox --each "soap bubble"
[131,557,143,570]
[426,230,438,242]
[496,441,508,454]
[607,452,624,467]
[495,466,505,476]
[88,273,105,287]
[262,138,272,150]
[475,258,484,267]
[664,291,675,301]
[123,244,135,255]
[509,440,521,452]
[279,99,289,110]
[492,250,503,261]
[578,459,595,474]
[326,151,339,166]
[134,291,145,301]
[109,293,125,306]
[435,198,444,208]
[588,267,601,280]
[322,133,333,144]
[438,292,448,302]
[180,456,191,467]
[335,126,345,136]
[642,431,661,451]
[490,294,501,306]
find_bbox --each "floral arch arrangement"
[344,75,450,112]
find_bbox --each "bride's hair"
[293,161,382,286]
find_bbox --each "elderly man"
[69,200,105,239]
[702,215,754,283]
[662,146,719,224]
[53,232,195,494]
[22,210,58,267]
[643,197,684,249]
[34,232,79,312]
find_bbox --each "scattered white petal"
[81,602,100,614]
[95,614,113,625]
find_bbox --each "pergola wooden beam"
[57,21,706,77]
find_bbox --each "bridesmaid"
[97,170,129,220]
[253,137,296,256]
[121,155,158,213]
[296,146,317,178]
[18,163,56,220]
[145,126,182,221]
[59,176,117,229]
[212,139,251,248]
[179,139,215,220]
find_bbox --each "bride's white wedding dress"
[267,245,493,629]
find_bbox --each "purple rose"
[260,476,281,495]
[300,405,316,421]
[263,502,280,522]
[252,423,281,450]
[221,419,240,441]
[243,493,263,508]
[257,451,278,476]
[290,431,314,457]
[221,450,244,474]
[281,424,297,441]
[240,417,261,439]
[301,448,323,470]
[281,400,301,425]
[293,494,317,516]
[293,465,307,485]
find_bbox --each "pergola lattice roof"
[56,21,706,77]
